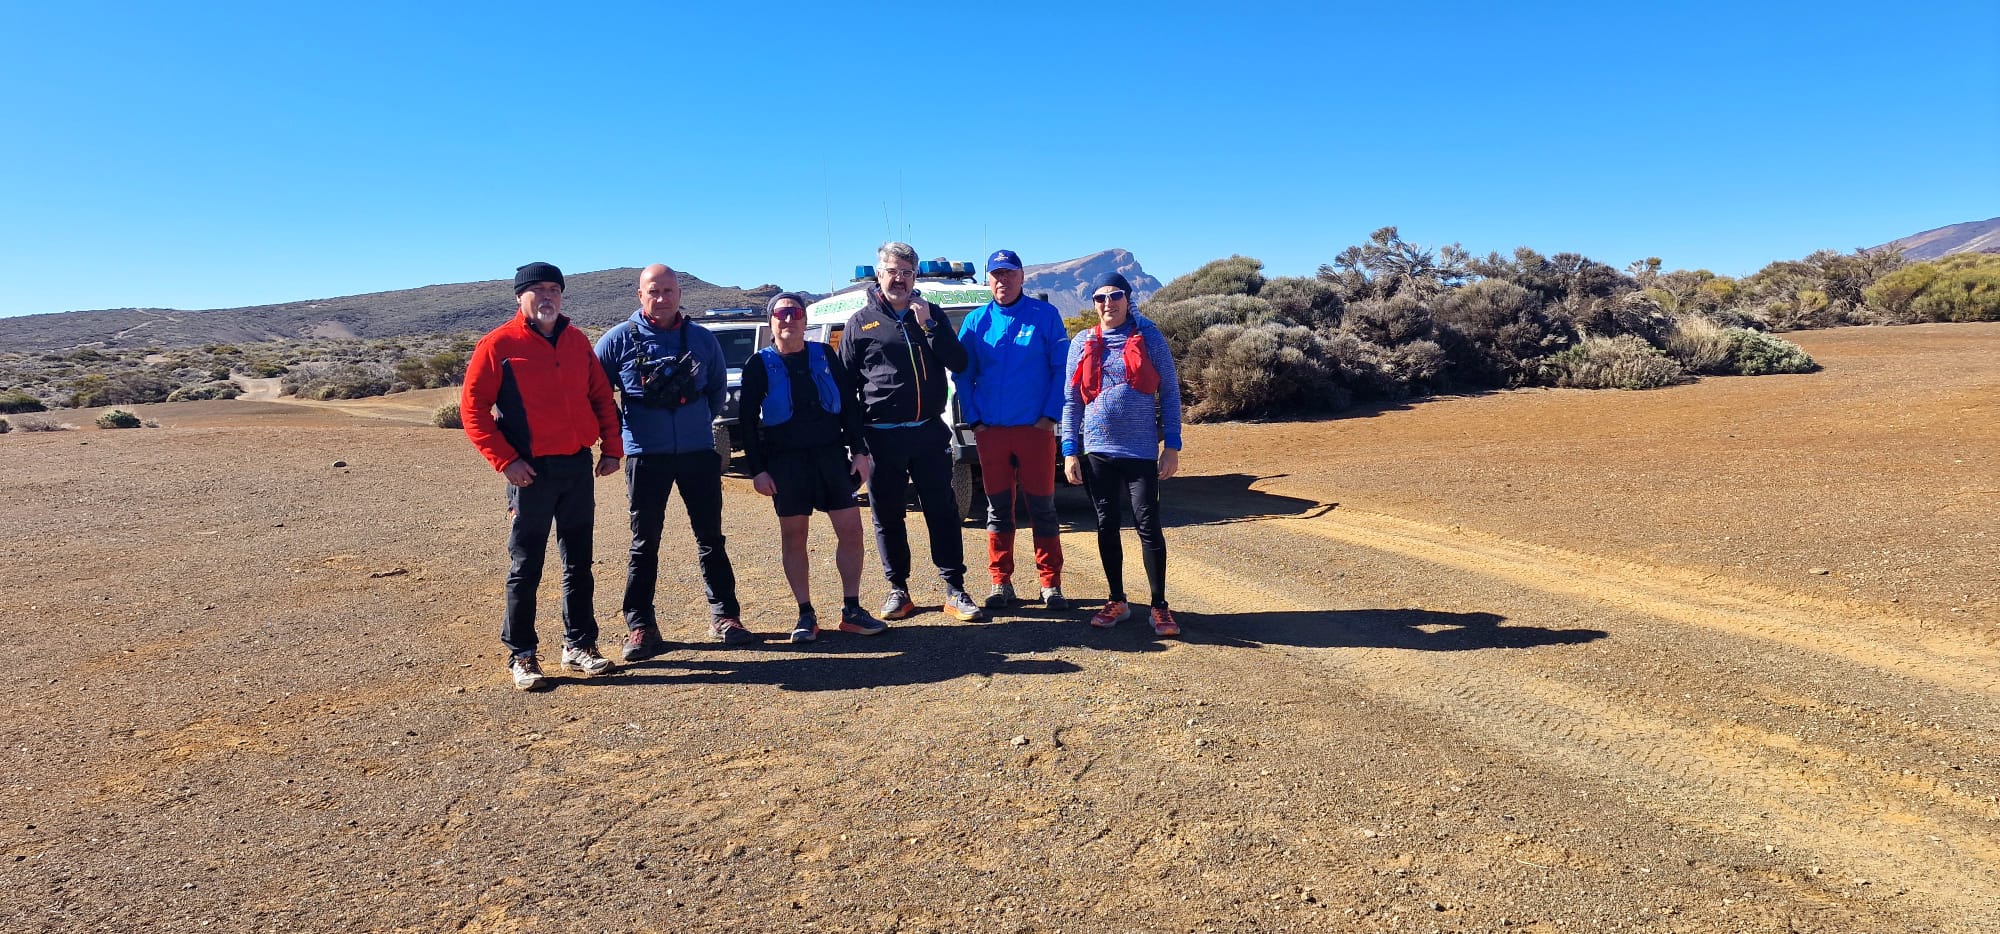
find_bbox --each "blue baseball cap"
[986,249,1023,272]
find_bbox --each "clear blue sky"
[2,0,1994,318]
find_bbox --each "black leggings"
[1083,454,1166,607]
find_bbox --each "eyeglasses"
[1092,290,1128,304]
[880,268,915,281]
[771,306,806,321]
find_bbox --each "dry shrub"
[1341,295,1435,346]
[432,402,463,429]
[166,381,242,402]
[1434,279,1572,386]
[0,391,46,414]
[1181,323,1348,422]
[1149,294,1275,358]
[1149,255,1266,305]
[95,409,143,429]
[1722,329,1818,376]
[1322,333,1449,399]
[0,417,9,434]
[1540,335,1687,390]
[14,415,73,432]
[1663,316,1734,375]
[1258,276,1344,330]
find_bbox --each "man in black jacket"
[838,241,984,622]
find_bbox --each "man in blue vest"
[594,264,750,660]
[738,292,881,643]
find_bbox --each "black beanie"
[514,262,565,295]
[1091,271,1133,297]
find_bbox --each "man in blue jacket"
[953,249,1070,610]
[594,264,750,659]
[839,241,984,623]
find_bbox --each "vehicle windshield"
[714,328,760,369]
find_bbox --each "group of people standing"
[460,244,1184,691]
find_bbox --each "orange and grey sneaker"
[1089,600,1131,628]
[1149,606,1181,637]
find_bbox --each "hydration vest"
[758,343,842,426]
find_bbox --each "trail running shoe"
[1090,600,1131,629]
[561,642,613,676]
[944,590,986,622]
[1040,586,1066,611]
[985,581,1017,609]
[791,610,819,644]
[839,604,886,636]
[709,616,758,646]
[879,589,915,621]
[1149,606,1181,637]
[509,654,545,691]
[622,624,667,662]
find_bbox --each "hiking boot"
[984,581,1017,609]
[508,654,545,691]
[839,604,886,636]
[1149,606,1181,637]
[622,624,667,662]
[709,616,758,646]
[1090,600,1131,629]
[944,590,986,622]
[879,589,915,621]
[561,642,613,676]
[1040,586,1066,611]
[791,610,819,644]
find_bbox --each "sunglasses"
[771,306,806,321]
[1092,290,1128,304]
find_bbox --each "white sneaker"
[561,643,612,676]
[509,654,545,691]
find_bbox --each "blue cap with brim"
[986,249,1023,272]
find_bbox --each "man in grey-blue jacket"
[594,263,750,659]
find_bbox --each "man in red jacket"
[462,262,624,690]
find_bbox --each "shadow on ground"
[553,605,1604,693]
[1183,608,1607,651]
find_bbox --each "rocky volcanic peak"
[1876,216,2000,261]
[1022,249,1162,315]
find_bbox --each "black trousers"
[622,450,740,628]
[1084,453,1167,607]
[863,418,967,593]
[502,450,598,658]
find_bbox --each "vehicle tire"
[952,461,982,525]
[712,423,732,472]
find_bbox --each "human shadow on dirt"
[565,616,1157,693]
[1180,608,1607,651]
[550,605,1601,694]
[1045,472,1335,532]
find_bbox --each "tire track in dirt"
[1158,540,2000,923]
[1189,496,2000,696]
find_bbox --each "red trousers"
[975,425,1062,587]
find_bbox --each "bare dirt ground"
[2,323,1994,933]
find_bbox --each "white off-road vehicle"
[698,306,774,468]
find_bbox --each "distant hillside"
[1023,249,1162,315]
[0,269,780,353]
[1876,217,2000,261]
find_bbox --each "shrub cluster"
[0,417,9,434]
[432,402,463,429]
[1146,227,1829,422]
[95,409,143,429]
[282,363,395,400]
[166,381,242,402]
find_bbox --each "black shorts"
[767,446,860,517]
